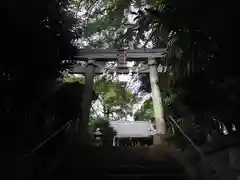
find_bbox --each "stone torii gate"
[69,48,166,144]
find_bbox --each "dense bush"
[0,0,77,150]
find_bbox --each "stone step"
[68,160,184,171]
[47,146,187,179]
[52,167,186,179]
[106,173,185,178]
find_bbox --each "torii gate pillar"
[78,59,96,143]
[148,58,166,144]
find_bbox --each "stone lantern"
[93,128,103,146]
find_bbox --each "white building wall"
[109,120,156,138]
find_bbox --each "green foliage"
[73,0,146,48]
[92,75,139,120]
[63,74,85,84]
[62,74,140,121]
[134,99,154,122]
[122,0,240,140]
[50,82,84,121]
[0,0,76,148]
[85,0,239,139]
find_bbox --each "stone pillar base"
[153,134,165,145]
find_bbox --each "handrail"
[24,120,73,156]
[168,116,204,160]
[168,116,223,180]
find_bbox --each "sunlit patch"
[118,74,131,82]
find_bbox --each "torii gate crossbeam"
[73,48,166,61]
[72,48,166,145]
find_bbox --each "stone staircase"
[47,146,188,180]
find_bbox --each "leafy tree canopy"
[64,74,141,121]
[73,0,240,138]
[1,0,77,147]
[134,98,154,122]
